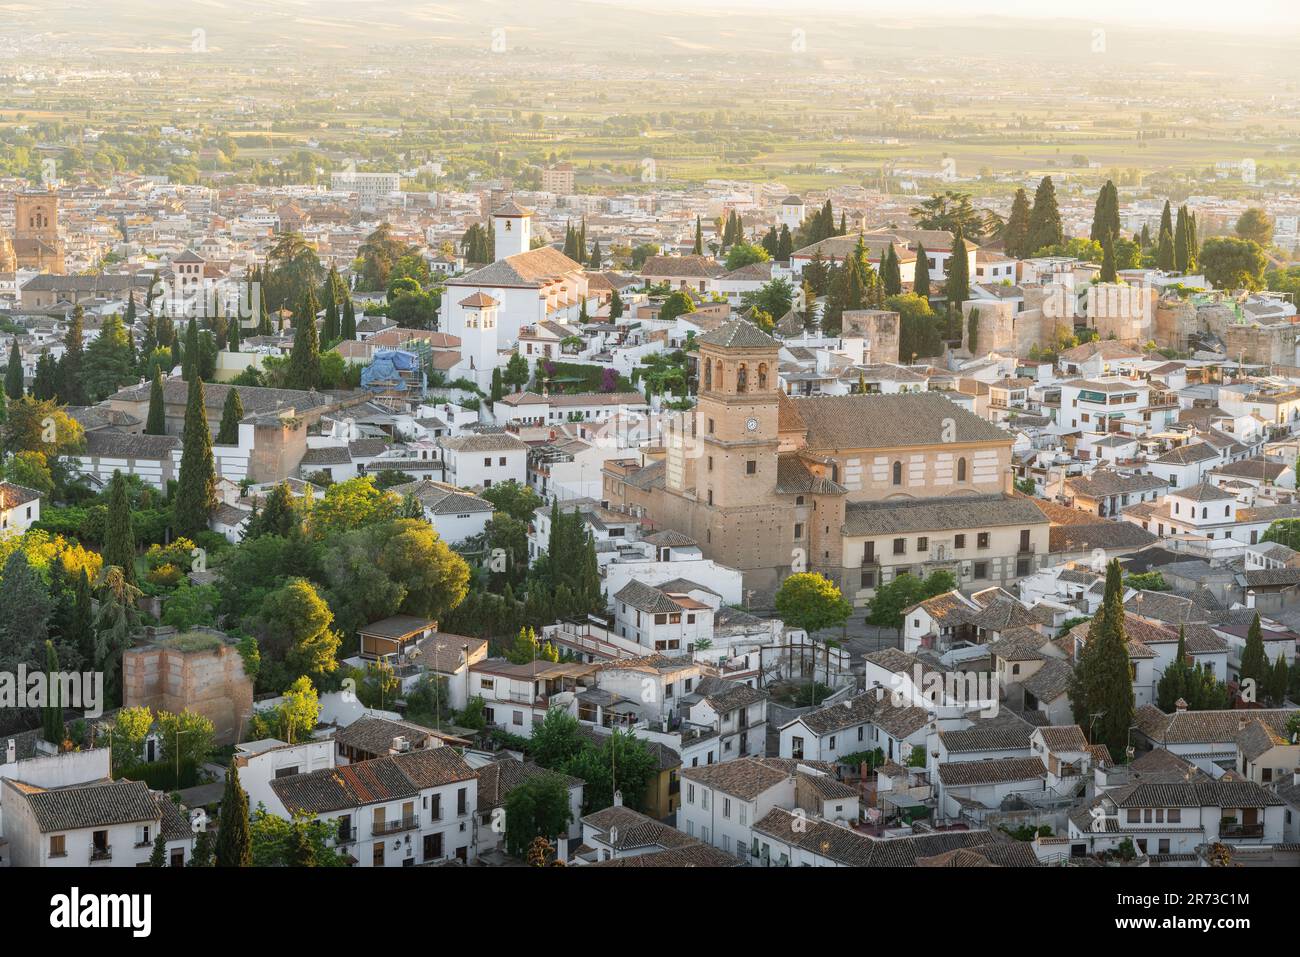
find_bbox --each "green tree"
[42,640,65,745]
[1070,560,1135,759]
[774,572,852,637]
[658,290,696,323]
[145,367,167,435]
[912,243,931,301]
[1240,612,1268,699]
[148,832,168,867]
[216,387,243,445]
[215,761,252,867]
[1002,189,1031,259]
[253,578,341,686]
[57,306,87,406]
[285,291,321,390]
[1235,207,1274,247]
[173,376,217,538]
[82,313,137,402]
[102,470,137,587]
[1026,176,1064,254]
[1199,237,1267,291]
[4,338,22,400]
[505,772,574,857]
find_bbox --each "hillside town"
[0,5,1298,897]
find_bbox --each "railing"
[90,844,113,862]
[371,816,418,836]
[1221,823,1265,839]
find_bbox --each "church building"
[601,319,1049,604]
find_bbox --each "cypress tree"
[33,352,58,401]
[1158,200,1173,244]
[58,306,87,405]
[913,243,931,300]
[322,295,339,345]
[692,216,703,255]
[1003,188,1031,259]
[1100,231,1118,283]
[1139,223,1152,248]
[882,244,902,296]
[1156,225,1175,271]
[341,297,357,340]
[228,314,241,352]
[125,292,137,327]
[1174,205,1191,273]
[1240,612,1268,699]
[174,376,217,539]
[148,832,167,867]
[103,470,137,586]
[215,762,251,867]
[42,640,65,746]
[1026,176,1063,255]
[4,338,22,399]
[609,288,624,321]
[182,318,199,381]
[1071,559,1135,760]
[257,278,272,336]
[1090,180,1121,244]
[1187,212,1199,269]
[145,367,167,435]
[777,224,793,261]
[944,227,970,323]
[216,387,243,445]
[1269,653,1289,707]
[285,291,321,390]
[71,568,94,667]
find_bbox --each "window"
[707,456,713,472]
[1017,558,1030,577]
[723,798,732,819]
[957,458,967,482]
[746,460,757,475]
[457,788,467,815]
[687,784,695,804]
[1168,808,1180,823]
[480,678,494,691]
[49,834,66,858]
[794,523,803,540]
[484,457,492,467]
[708,418,715,434]
[499,456,506,466]
[828,736,837,749]
[977,532,990,549]
[1126,809,1141,823]
[917,537,929,552]
[791,736,804,759]
[892,461,903,485]
[707,490,713,505]
[893,538,906,555]
[655,613,668,625]
[512,710,523,726]
[973,562,988,579]
[955,534,966,549]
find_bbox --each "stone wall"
[123,632,254,745]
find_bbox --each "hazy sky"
[597,0,1300,31]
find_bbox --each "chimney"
[5,739,14,764]
[1246,589,1256,609]
[1174,698,1188,713]
[612,789,623,807]
[556,835,569,861]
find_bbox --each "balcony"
[89,844,113,862]
[371,816,418,837]
[1220,822,1265,840]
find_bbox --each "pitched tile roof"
[782,391,1010,450]
[844,493,1045,537]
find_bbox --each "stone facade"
[842,309,900,364]
[123,630,254,745]
[12,191,65,274]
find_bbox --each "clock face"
[745,417,759,432]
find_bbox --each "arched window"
[757,363,768,390]
[736,363,748,393]
[957,458,967,482]
[1201,507,1208,519]
[703,362,712,390]
[892,461,903,486]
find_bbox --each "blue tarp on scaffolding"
[360,348,425,393]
